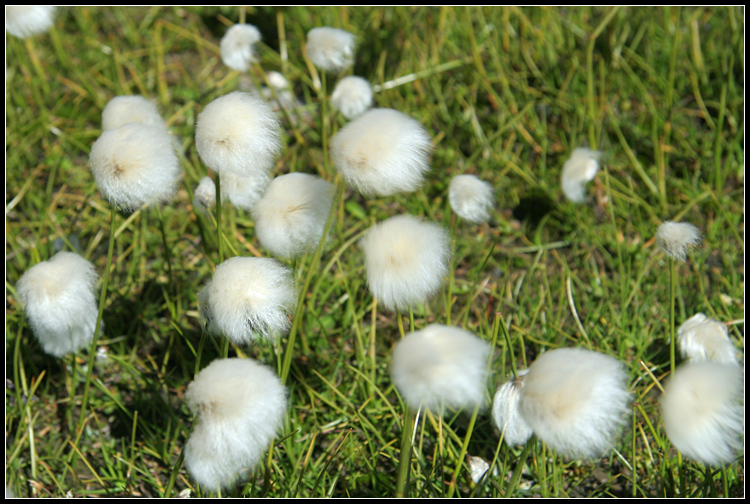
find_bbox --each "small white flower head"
[16,251,101,358]
[519,347,631,459]
[467,455,498,485]
[195,91,282,177]
[252,173,334,259]
[561,148,601,203]
[331,108,433,196]
[360,214,450,311]
[655,221,702,262]
[492,370,533,447]
[193,176,216,213]
[198,257,296,345]
[660,361,744,466]
[5,6,56,39]
[221,170,271,212]
[184,357,288,490]
[220,23,262,72]
[448,174,495,223]
[89,123,182,211]
[306,27,356,73]
[390,324,491,414]
[678,313,738,365]
[331,76,373,120]
[265,71,289,90]
[101,96,168,132]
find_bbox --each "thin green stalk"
[447,403,481,498]
[215,172,223,264]
[669,257,676,376]
[395,405,417,497]
[76,205,116,436]
[505,435,536,497]
[280,181,344,385]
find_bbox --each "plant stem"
[669,257,676,376]
[395,405,417,498]
[215,172,223,264]
[505,435,536,497]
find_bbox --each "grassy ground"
[5,6,744,498]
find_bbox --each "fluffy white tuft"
[360,214,449,311]
[5,6,56,39]
[655,221,701,262]
[492,370,533,447]
[16,251,101,358]
[198,257,296,345]
[305,27,356,72]
[390,324,491,413]
[331,108,433,196]
[561,148,601,203]
[331,76,373,120]
[448,174,495,223]
[678,313,738,365]
[661,361,744,466]
[101,95,168,131]
[195,92,282,177]
[89,123,182,211]
[193,176,216,213]
[184,358,288,490]
[220,23,262,72]
[221,170,271,212]
[519,347,631,459]
[252,173,334,259]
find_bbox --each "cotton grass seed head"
[5,6,56,38]
[252,173,334,259]
[391,324,491,414]
[89,123,182,211]
[360,214,450,311]
[331,108,433,196]
[661,361,744,466]
[16,251,100,358]
[306,27,356,72]
[492,370,534,447]
[184,358,288,490]
[220,23,262,72]
[449,174,495,223]
[331,76,373,120]
[195,91,282,177]
[101,95,168,132]
[655,221,701,262]
[678,313,738,365]
[560,147,601,203]
[221,170,271,212]
[198,257,296,345]
[519,347,631,459]
[193,176,216,213]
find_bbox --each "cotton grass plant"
[5,6,56,38]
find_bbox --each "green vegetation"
[6,6,744,498]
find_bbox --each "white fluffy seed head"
[390,324,491,414]
[221,170,271,212]
[101,95,168,131]
[306,27,356,72]
[448,174,495,223]
[16,251,101,358]
[195,92,282,177]
[220,23,262,72]
[677,313,738,365]
[198,257,296,345]
[184,358,288,490]
[193,176,216,213]
[360,214,450,311]
[331,76,373,120]
[89,123,182,211]
[331,108,433,196]
[655,221,702,262]
[492,370,534,447]
[660,361,744,466]
[5,6,56,39]
[519,347,631,459]
[252,173,334,259]
[561,148,601,203]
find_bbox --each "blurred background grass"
[5,6,744,497]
